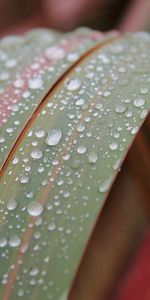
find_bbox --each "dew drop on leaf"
[35,129,45,138]
[115,104,126,114]
[0,135,5,143]
[27,201,43,216]
[76,124,85,132]
[30,148,43,160]
[9,234,21,247]
[67,78,81,91]
[46,128,63,146]
[88,152,98,164]
[48,222,56,231]
[19,175,29,184]
[0,237,7,248]
[134,97,145,107]
[29,267,39,276]
[6,199,17,211]
[71,159,81,170]
[75,98,85,106]
[109,142,118,150]
[140,87,148,95]
[28,77,43,89]
[98,176,113,193]
[77,145,87,154]
[45,46,65,60]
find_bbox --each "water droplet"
[99,176,112,193]
[113,158,121,170]
[67,52,79,62]
[63,154,70,161]
[131,127,138,135]
[28,77,43,89]
[71,160,81,170]
[109,142,118,150]
[14,79,24,88]
[46,128,62,146]
[77,145,87,154]
[67,78,81,91]
[19,175,29,184]
[29,267,39,276]
[140,109,148,120]
[0,135,5,143]
[45,46,65,60]
[75,98,85,106]
[27,201,43,216]
[48,222,56,231]
[95,102,103,110]
[17,289,24,297]
[30,148,43,160]
[88,152,98,164]
[115,104,126,114]
[140,87,148,95]
[35,129,45,138]
[6,199,17,211]
[134,97,145,107]
[9,234,21,247]
[76,124,85,133]
[0,237,7,247]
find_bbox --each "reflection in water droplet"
[30,148,43,160]
[134,97,145,107]
[140,87,148,95]
[76,124,85,132]
[27,201,43,216]
[67,52,79,62]
[71,160,81,170]
[30,267,39,276]
[113,158,121,170]
[9,234,21,247]
[88,152,98,164]
[0,136,5,143]
[6,199,17,211]
[77,145,86,154]
[46,129,63,146]
[99,176,112,193]
[67,78,81,91]
[35,129,45,138]
[0,237,7,247]
[17,289,24,297]
[19,175,29,184]
[131,127,138,135]
[75,98,85,106]
[109,142,118,150]
[45,46,65,60]
[28,77,43,89]
[48,223,56,231]
[140,109,148,120]
[115,104,126,114]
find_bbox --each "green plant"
[0,28,149,300]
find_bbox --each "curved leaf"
[0,30,150,300]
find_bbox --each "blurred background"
[0,0,150,36]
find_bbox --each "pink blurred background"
[0,0,150,36]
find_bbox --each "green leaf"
[0,30,149,300]
[0,28,116,167]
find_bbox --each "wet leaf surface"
[0,29,150,300]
